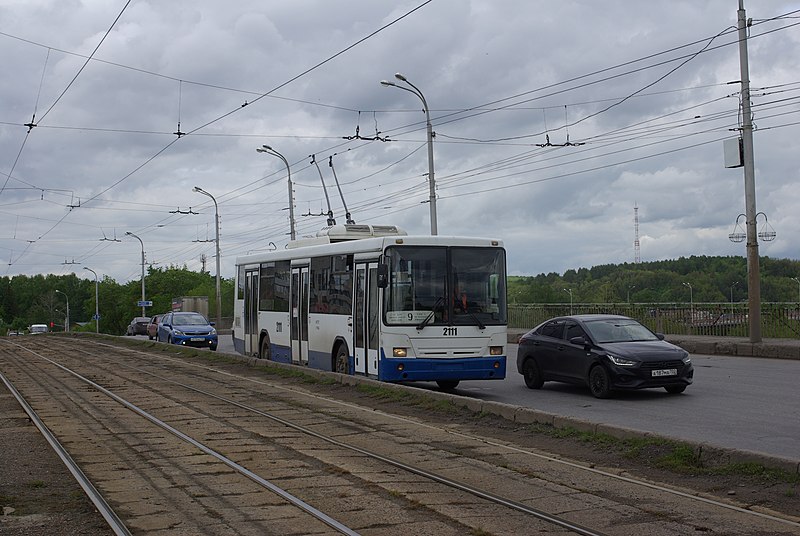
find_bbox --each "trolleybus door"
[244,268,259,356]
[290,266,309,365]
[354,262,379,376]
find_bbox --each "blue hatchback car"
[157,312,218,351]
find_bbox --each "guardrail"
[508,303,800,339]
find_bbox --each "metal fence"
[508,303,800,339]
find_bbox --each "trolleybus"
[232,224,507,389]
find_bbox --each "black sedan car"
[125,316,151,336]
[516,314,693,398]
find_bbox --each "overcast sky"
[1,0,799,285]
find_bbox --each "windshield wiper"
[416,296,445,330]
[463,309,485,330]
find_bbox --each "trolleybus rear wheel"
[259,335,271,360]
[334,344,349,374]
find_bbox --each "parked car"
[126,317,151,336]
[157,312,217,351]
[516,314,693,398]
[29,324,49,335]
[147,314,164,340]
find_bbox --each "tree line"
[3,255,798,335]
[508,255,800,304]
[1,266,234,335]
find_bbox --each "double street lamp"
[83,267,99,333]
[125,231,147,317]
[193,186,222,326]
[381,73,438,235]
[54,289,70,333]
[256,145,296,240]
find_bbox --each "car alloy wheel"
[588,365,612,399]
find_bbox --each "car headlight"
[607,354,638,367]
[210,328,217,335]
[682,353,692,364]
[173,329,184,336]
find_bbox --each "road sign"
[137,300,153,307]
[92,314,101,320]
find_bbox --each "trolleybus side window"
[258,261,290,312]
[274,261,290,312]
[237,265,245,300]
[259,262,275,311]
[310,254,353,315]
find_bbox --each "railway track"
[1,336,798,535]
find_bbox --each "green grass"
[526,421,800,484]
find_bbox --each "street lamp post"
[381,73,438,235]
[730,281,739,316]
[682,282,693,327]
[83,267,99,333]
[193,186,222,327]
[791,277,800,304]
[563,288,573,315]
[126,232,147,317]
[54,289,70,333]
[256,145,296,240]
[627,285,636,303]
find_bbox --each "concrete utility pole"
[256,146,296,240]
[126,232,147,317]
[737,0,761,343]
[193,187,222,327]
[381,73,438,235]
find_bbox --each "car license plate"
[651,369,677,377]
[190,337,205,342]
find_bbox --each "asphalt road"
[212,336,800,463]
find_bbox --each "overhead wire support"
[341,111,392,142]
[174,80,186,138]
[170,207,199,215]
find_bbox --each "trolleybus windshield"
[384,246,506,327]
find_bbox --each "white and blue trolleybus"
[232,224,507,389]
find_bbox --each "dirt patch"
[0,392,113,536]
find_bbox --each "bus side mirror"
[377,263,388,288]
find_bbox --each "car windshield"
[172,314,209,326]
[584,319,659,343]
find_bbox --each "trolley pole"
[737,0,761,342]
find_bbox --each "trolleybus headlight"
[489,346,503,356]
[393,347,407,358]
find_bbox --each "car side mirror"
[569,336,588,346]
[656,333,665,340]
[376,263,389,288]
[210,322,216,326]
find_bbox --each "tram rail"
[1,336,798,535]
